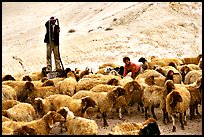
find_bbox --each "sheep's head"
[180,65,191,82]
[34,98,44,117]
[41,77,49,83]
[13,126,37,135]
[165,80,175,94]
[169,91,183,107]
[44,111,65,129]
[57,107,74,120]
[2,74,16,81]
[124,81,141,93]
[25,81,35,92]
[166,70,174,81]
[145,76,155,85]
[168,62,177,69]
[81,96,96,109]
[109,87,126,100]
[139,122,161,135]
[107,78,119,86]
[42,67,48,75]
[22,75,32,81]
[41,80,55,87]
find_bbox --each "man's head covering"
[50,16,55,20]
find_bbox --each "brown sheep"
[34,95,96,118]
[2,100,20,111]
[181,54,202,65]
[2,74,16,81]
[2,111,65,135]
[2,85,17,101]
[57,107,99,135]
[155,66,182,84]
[166,82,191,132]
[184,77,202,120]
[72,87,126,127]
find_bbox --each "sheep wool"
[58,107,98,135]
[4,102,36,122]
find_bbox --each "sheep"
[184,70,202,84]
[141,79,175,124]
[77,67,91,81]
[57,107,99,135]
[118,76,133,87]
[99,63,120,69]
[181,54,202,65]
[90,80,142,119]
[72,86,126,127]
[2,102,36,122]
[177,65,193,83]
[2,100,20,110]
[2,74,16,81]
[28,67,48,81]
[151,57,184,66]
[22,75,32,81]
[13,125,38,135]
[2,85,17,101]
[155,66,182,84]
[75,74,121,92]
[24,82,60,105]
[2,81,37,98]
[114,80,142,119]
[41,79,55,87]
[183,77,202,120]
[109,118,160,135]
[34,95,96,118]
[2,111,65,135]
[56,70,77,96]
[165,82,191,132]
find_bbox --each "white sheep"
[2,85,17,101]
[184,70,202,84]
[34,94,96,118]
[57,107,99,135]
[2,111,65,135]
[166,82,191,132]
[109,118,161,135]
[142,79,173,124]
[155,66,182,84]
[2,100,20,111]
[72,86,126,127]
[2,102,36,122]
[56,71,77,96]
[181,54,202,65]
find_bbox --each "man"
[44,16,61,72]
[123,56,143,79]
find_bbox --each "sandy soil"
[2,2,202,135]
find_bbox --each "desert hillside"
[2,2,202,76]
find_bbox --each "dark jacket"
[44,21,60,45]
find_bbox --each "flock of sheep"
[2,54,202,135]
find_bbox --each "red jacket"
[123,62,141,77]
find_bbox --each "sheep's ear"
[45,112,54,128]
[174,92,183,102]
[81,97,88,109]
[57,107,68,118]
[195,77,202,89]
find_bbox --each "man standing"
[44,16,61,72]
